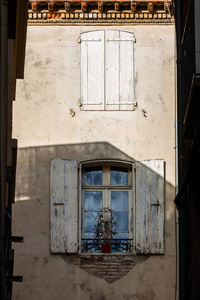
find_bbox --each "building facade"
[12,1,176,299]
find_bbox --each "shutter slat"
[50,159,78,253]
[134,159,165,254]
[119,31,135,111]
[105,30,120,110]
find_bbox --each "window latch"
[151,203,160,206]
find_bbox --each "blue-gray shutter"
[134,159,165,254]
[50,159,78,253]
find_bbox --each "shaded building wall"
[12,21,176,300]
[174,0,200,298]
[0,1,28,299]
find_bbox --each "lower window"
[81,165,133,253]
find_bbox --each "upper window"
[80,30,135,111]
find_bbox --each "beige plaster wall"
[13,25,176,300]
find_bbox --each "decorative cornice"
[28,0,174,24]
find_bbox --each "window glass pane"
[111,167,128,185]
[111,232,130,252]
[84,167,102,185]
[111,191,128,211]
[113,212,128,231]
[85,232,95,238]
[85,191,102,211]
[114,232,129,239]
[85,212,98,231]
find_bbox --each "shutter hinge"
[9,236,23,243]
[78,99,82,107]
[11,276,23,282]
[133,101,137,108]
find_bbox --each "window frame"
[79,162,133,254]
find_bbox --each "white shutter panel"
[105,30,120,110]
[119,31,135,111]
[50,159,78,253]
[80,31,104,110]
[134,159,165,254]
[105,30,135,111]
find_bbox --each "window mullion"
[103,166,110,185]
[104,188,109,208]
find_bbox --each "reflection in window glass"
[85,191,102,211]
[85,212,98,231]
[85,232,95,238]
[114,232,129,239]
[111,191,128,210]
[85,167,102,185]
[113,212,128,231]
[111,167,128,185]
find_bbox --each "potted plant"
[94,207,116,253]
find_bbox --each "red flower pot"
[102,244,111,253]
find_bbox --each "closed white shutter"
[105,30,120,110]
[119,31,135,110]
[80,31,104,110]
[134,159,165,254]
[50,159,78,253]
[105,30,135,111]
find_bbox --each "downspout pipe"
[174,0,189,299]
[0,0,3,298]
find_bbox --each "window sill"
[79,252,134,257]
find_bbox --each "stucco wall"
[13,25,176,300]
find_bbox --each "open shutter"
[50,159,78,253]
[105,30,135,111]
[134,159,165,254]
[80,31,104,110]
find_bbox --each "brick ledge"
[28,0,174,23]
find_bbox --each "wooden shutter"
[105,30,135,111]
[105,30,120,110]
[80,31,104,110]
[134,159,165,254]
[50,159,78,253]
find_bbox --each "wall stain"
[43,257,50,266]
[159,94,165,105]
[123,289,156,300]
